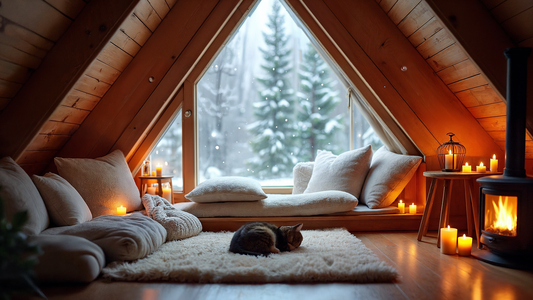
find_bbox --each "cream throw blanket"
[142,194,202,241]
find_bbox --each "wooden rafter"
[0,0,140,160]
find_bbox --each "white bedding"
[172,191,359,217]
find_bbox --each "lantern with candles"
[437,132,466,172]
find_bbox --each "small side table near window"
[417,171,502,248]
[139,176,174,204]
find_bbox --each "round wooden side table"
[139,175,174,203]
[417,171,502,248]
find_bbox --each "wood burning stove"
[474,48,533,269]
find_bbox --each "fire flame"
[486,196,517,236]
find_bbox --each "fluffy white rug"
[102,228,398,283]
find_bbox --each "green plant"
[0,190,46,300]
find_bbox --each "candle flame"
[463,234,466,238]
[412,203,414,205]
[448,225,450,229]
[480,162,484,167]
[399,200,402,204]
[449,150,452,155]
[465,162,469,166]
[119,205,123,208]
[493,154,496,159]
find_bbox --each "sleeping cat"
[229,222,303,256]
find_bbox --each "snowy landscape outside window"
[196,0,382,186]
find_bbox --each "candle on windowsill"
[462,162,471,173]
[398,200,405,214]
[476,162,486,173]
[409,203,417,214]
[441,225,458,255]
[458,234,472,256]
[156,164,162,176]
[490,154,498,172]
[117,205,126,216]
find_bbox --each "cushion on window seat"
[173,191,358,218]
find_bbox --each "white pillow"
[0,156,49,235]
[32,173,92,226]
[185,176,267,203]
[55,150,143,217]
[361,147,422,208]
[303,145,373,199]
[292,162,314,194]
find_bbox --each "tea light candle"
[156,164,162,176]
[398,200,405,214]
[409,203,417,214]
[490,154,498,172]
[457,234,472,256]
[441,225,458,254]
[462,162,471,173]
[444,150,456,169]
[476,162,486,173]
[117,205,126,216]
[152,171,156,176]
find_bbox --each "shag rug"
[102,228,398,283]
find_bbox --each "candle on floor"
[441,225,458,255]
[490,154,498,172]
[147,186,157,195]
[476,162,486,173]
[409,203,417,214]
[156,163,162,176]
[117,205,126,216]
[462,162,471,173]
[162,183,172,202]
[457,234,472,256]
[444,150,456,169]
[398,200,405,214]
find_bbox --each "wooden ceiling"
[0,0,531,175]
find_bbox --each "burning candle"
[117,205,126,216]
[462,162,471,173]
[156,164,162,176]
[441,225,458,255]
[457,234,472,256]
[152,171,156,176]
[476,162,486,173]
[398,200,405,214]
[162,183,172,202]
[147,186,157,195]
[445,150,456,170]
[409,203,417,214]
[490,154,498,172]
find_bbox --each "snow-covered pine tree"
[296,43,343,161]
[247,0,297,179]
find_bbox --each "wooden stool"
[139,175,174,203]
[417,171,501,248]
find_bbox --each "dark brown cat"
[229,222,303,256]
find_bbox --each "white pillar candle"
[156,164,162,176]
[441,225,458,255]
[457,234,472,256]
[476,162,486,173]
[490,154,498,172]
[462,162,471,173]
[398,200,405,214]
[147,186,156,195]
[409,203,417,214]
[117,205,126,216]
[162,184,172,202]
[444,150,456,169]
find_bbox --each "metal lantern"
[437,132,466,172]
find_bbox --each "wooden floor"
[31,231,533,300]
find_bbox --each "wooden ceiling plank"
[40,121,80,136]
[96,43,134,71]
[481,0,507,10]
[110,30,142,57]
[49,106,91,124]
[477,116,507,131]
[388,0,421,25]
[436,59,479,85]
[17,150,59,165]
[426,43,468,72]
[26,134,70,151]
[2,19,55,51]
[380,0,399,13]
[491,0,533,23]
[0,0,72,42]
[119,14,152,46]
[165,0,178,9]
[447,74,489,93]
[467,102,507,119]
[501,6,533,43]
[85,60,122,85]
[0,0,140,160]
[63,90,102,111]
[56,0,218,160]
[0,79,22,98]
[134,0,162,32]
[322,0,503,159]
[486,130,507,141]
[0,44,42,69]
[71,75,112,98]
[0,31,48,59]
[397,1,433,37]
[416,28,454,58]
[44,0,87,20]
[455,85,502,107]
[0,59,32,84]
[408,17,443,47]
[148,0,171,19]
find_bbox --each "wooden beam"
[0,0,140,160]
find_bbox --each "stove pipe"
[503,48,531,178]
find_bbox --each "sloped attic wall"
[0,0,530,177]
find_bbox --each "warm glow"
[448,225,450,229]
[399,200,402,204]
[449,150,452,155]
[480,162,483,166]
[465,162,469,166]
[493,154,496,159]
[485,195,517,236]
[117,205,126,216]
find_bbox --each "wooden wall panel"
[501,7,533,43]
[44,0,87,20]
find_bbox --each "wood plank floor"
[30,231,533,300]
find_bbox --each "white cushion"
[292,162,314,194]
[175,191,358,217]
[361,147,422,208]
[0,156,49,235]
[303,146,373,199]
[185,176,267,203]
[55,150,142,217]
[32,173,92,226]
